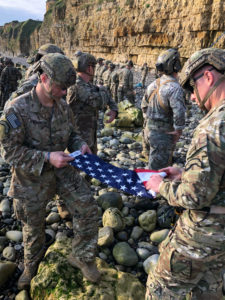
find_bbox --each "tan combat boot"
[67,254,101,283]
[17,266,37,290]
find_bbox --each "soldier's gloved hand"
[49,151,75,168]
[81,144,92,155]
[105,110,117,123]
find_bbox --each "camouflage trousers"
[117,87,135,104]
[145,213,225,300]
[77,116,98,155]
[142,123,150,159]
[13,165,98,268]
[148,130,175,170]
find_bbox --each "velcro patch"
[6,113,21,129]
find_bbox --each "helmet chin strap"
[194,75,225,111]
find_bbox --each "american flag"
[69,151,167,199]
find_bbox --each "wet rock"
[143,254,159,274]
[15,290,30,300]
[46,212,61,224]
[98,226,114,246]
[130,226,144,240]
[3,246,16,261]
[150,229,169,244]
[138,210,157,232]
[113,242,138,267]
[102,207,125,231]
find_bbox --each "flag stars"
[120,185,127,191]
[127,178,133,183]
[87,166,93,171]
[95,162,100,166]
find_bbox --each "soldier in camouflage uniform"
[141,49,186,169]
[145,48,225,300]
[117,60,135,104]
[141,62,149,87]
[4,44,65,110]
[0,53,100,289]
[0,58,22,109]
[94,57,104,84]
[67,53,118,154]
[97,59,111,86]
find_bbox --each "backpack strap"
[148,78,176,113]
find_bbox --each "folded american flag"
[69,151,167,198]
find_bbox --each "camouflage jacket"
[0,87,85,197]
[159,99,225,257]
[102,69,111,88]
[67,76,118,118]
[118,68,133,90]
[97,65,108,85]
[141,74,186,131]
[0,66,22,92]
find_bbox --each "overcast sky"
[0,0,46,26]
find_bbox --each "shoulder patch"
[6,113,21,129]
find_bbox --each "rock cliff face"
[1,0,225,66]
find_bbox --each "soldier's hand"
[49,151,74,168]
[146,174,163,193]
[81,144,92,155]
[159,166,183,181]
[106,110,117,123]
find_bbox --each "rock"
[102,208,125,231]
[30,237,145,300]
[124,216,135,227]
[116,231,128,241]
[2,246,16,261]
[138,242,159,255]
[97,192,123,210]
[6,230,23,243]
[0,261,17,287]
[150,229,169,244]
[46,212,61,224]
[143,254,159,274]
[130,226,144,240]
[15,290,30,300]
[113,242,138,267]
[136,248,151,260]
[98,226,114,246]
[100,128,114,137]
[138,210,157,232]
[0,198,10,212]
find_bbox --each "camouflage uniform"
[141,63,149,87]
[0,64,22,108]
[0,88,98,270]
[146,99,225,300]
[141,74,185,169]
[67,75,118,154]
[97,63,108,85]
[118,67,135,104]
[110,68,120,103]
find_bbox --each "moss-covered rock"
[30,236,145,300]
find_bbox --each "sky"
[0,0,46,26]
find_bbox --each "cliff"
[1,0,225,66]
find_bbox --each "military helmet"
[74,50,82,57]
[109,63,115,69]
[38,53,76,87]
[180,48,225,91]
[156,48,181,75]
[35,44,64,62]
[97,57,104,63]
[73,53,97,72]
[104,60,111,66]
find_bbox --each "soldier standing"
[67,53,118,154]
[117,60,135,104]
[141,62,149,87]
[0,53,100,289]
[145,48,225,300]
[94,57,104,85]
[141,49,186,169]
[0,58,22,109]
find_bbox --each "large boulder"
[102,207,125,231]
[30,236,145,300]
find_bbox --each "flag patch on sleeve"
[6,113,21,129]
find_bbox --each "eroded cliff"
[1,0,225,66]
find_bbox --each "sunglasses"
[186,67,214,93]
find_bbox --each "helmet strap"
[194,75,225,111]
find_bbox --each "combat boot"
[67,254,101,283]
[17,265,37,290]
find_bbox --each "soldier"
[5,43,65,109]
[97,60,111,86]
[117,60,135,104]
[141,49,186,169]
[0,58,22,109]
[94,57,104,84]
[67,53,118,154]
[110,64,120,102]
[103,62,116,89]
[141,62,149,87]
[0,53,100,289]
[145,48,225,300]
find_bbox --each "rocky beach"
[0,67,204,299]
